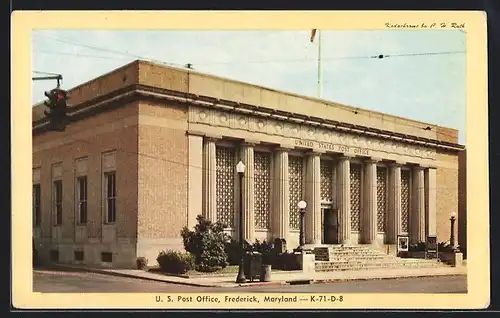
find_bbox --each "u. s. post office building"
[32,60,467,268]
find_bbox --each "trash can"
[260,264,272,282]
[244,252,262,282]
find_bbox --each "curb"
[46,264,290,288]
[45,264,289,288]
[310,272,466,284]
[238,281,286,288]
[47,264,224,288]
[42,264,466,288]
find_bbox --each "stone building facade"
[32,60,465,268]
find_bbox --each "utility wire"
[195,51,466,65]
[34,50,132,61]
[36,34,187,69]
[382,51,465,58]
[32,70,62,76]
[34,49,466,66]
[35,33,465,65]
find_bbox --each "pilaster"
[240,143,255,243]
[411,166,426,243]
[387,163,402,243]
[425,167,437,237]
[305,152,322,245]
[337,156,351,244]
[188,134,203,229]
[272,148,290,242]
[202,138,217,222]
[363,158,378,244]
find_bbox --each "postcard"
[11,10,489,310]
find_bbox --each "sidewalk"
[45,264,467,288]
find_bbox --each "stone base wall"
[136,238,185,267]
[287,231,300,251]
[34,237,137,269]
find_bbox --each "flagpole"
[317,30,322,99]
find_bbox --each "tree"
[180,215,229,272]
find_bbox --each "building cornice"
[32,84,465,152]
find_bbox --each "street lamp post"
[298,200,307,250]
[450,212,457,251]
[235,160,247,283]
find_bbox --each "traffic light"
[43,88,68,132]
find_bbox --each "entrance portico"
[182,84,447,252]
[195,131,437,251]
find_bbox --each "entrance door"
[323,208,339,244]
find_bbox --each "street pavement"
[33,269,467,293]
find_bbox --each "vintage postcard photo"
[11,11,489,310]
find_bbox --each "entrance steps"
[313,245,447,272]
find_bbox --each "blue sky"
[32,30,466,144]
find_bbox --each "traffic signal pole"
[33,74,68,132]
[32,75,63,88]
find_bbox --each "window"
[53,180,63,226]
[215,147,235,228]
[288,156,304,230]
[76,176,88,224]
[33,184,41,226]
[376,167,387,233]
[105,172,116,223]
[50,250,59,261]
[101,252,113,263]
[350,163,362,232]
[401,170,411,233]
[74,250,84,261]
[254,152,271,229]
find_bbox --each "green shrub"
[272,251,300,271]
[409,242,427,252]
[251,239,274,265]
[438,241,454,252]
[136,257,148,270]
[225,238,253,265]
[156,250,194,274]
[180,215,229,272]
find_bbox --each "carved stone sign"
[295,139,370,156]
[189,106,437,160]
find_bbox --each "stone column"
[337,156,351,244]
[202,138,217,222]
[363,159,378,244]
[387,163,402,244]
[411,166,426,244]
[305,152,322,245]
[187,134,203,229]
[272,148,290,242]
[240,143,255,243]
[425,167,437,237]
